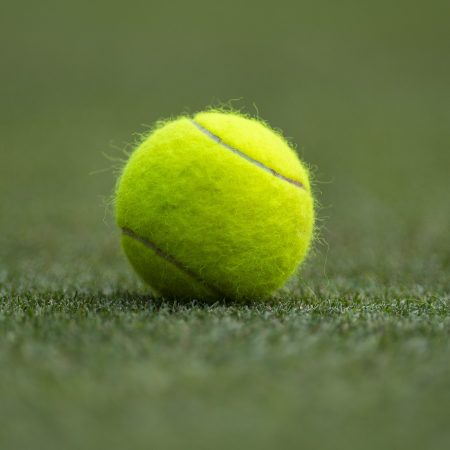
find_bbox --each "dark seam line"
[191,120,305,189]
[121,227,223,297]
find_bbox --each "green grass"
[0,0,449,449]
[1,278,448,449]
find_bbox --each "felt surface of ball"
[115,111,314,301]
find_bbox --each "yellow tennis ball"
[115,110,314,301]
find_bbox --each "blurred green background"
[1,0,449,267]
[0,0,449,449]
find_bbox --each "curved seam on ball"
[190,120,305,189]
[121,227,223,298]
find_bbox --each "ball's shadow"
[101,290,265,312]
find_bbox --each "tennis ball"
[115,110,314,301]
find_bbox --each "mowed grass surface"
[0,1,449,449]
